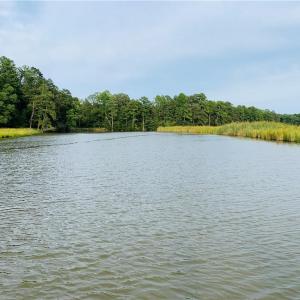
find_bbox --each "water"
[1,132,300,299]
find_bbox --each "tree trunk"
[132,116,135,131]
[142,113,145,132]
[29,102,35,129]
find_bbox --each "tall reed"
[157,122,300,143]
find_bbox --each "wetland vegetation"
[0,128,40,139]
[158,121,300,143]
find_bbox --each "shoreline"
[0,128,107,139]
[0,128,41,139]
[157,122,300,143]
[3,122,300,144]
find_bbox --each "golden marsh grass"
[157,122,300,143]
[0,128,40,139]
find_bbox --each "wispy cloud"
[215,65,300,113]
[1,1,300,113]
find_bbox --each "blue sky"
[1,1,300,113]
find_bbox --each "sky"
[1,1,300,113]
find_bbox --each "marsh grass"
[0,128,40,139]
[158,122,300,143]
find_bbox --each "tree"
[113,93,131,131]
[0,56,20,126]
[66,98,81,128]
[189,93,207,125]
[34,82,56,131]
[174,93,191,125]
[1,55,299,132]
[20,66,44,128]
[154,95,174,126]
[139,96,153,131]
[206,101,215,126]
[54,89,78,131]
[94,91,116,131]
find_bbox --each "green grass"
[157,121,300,143]
[0,128,40,139]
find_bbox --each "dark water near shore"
[1,132,300,299]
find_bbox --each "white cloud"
[212,64,300,114]
[1,1,300,112]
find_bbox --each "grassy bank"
[158,121,300,143]
[0,128,40,139]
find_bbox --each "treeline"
[0,56,79,132]
[1,55,300,132]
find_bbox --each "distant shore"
[3,122,300,143]
[0,127,108,139]
[157,121,300,143]
[69,128,107,133]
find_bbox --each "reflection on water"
[1,133,300,299]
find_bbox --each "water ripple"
[1,133,300,299]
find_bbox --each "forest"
[1,55,300,132]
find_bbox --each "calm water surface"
[0,132,300,299]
